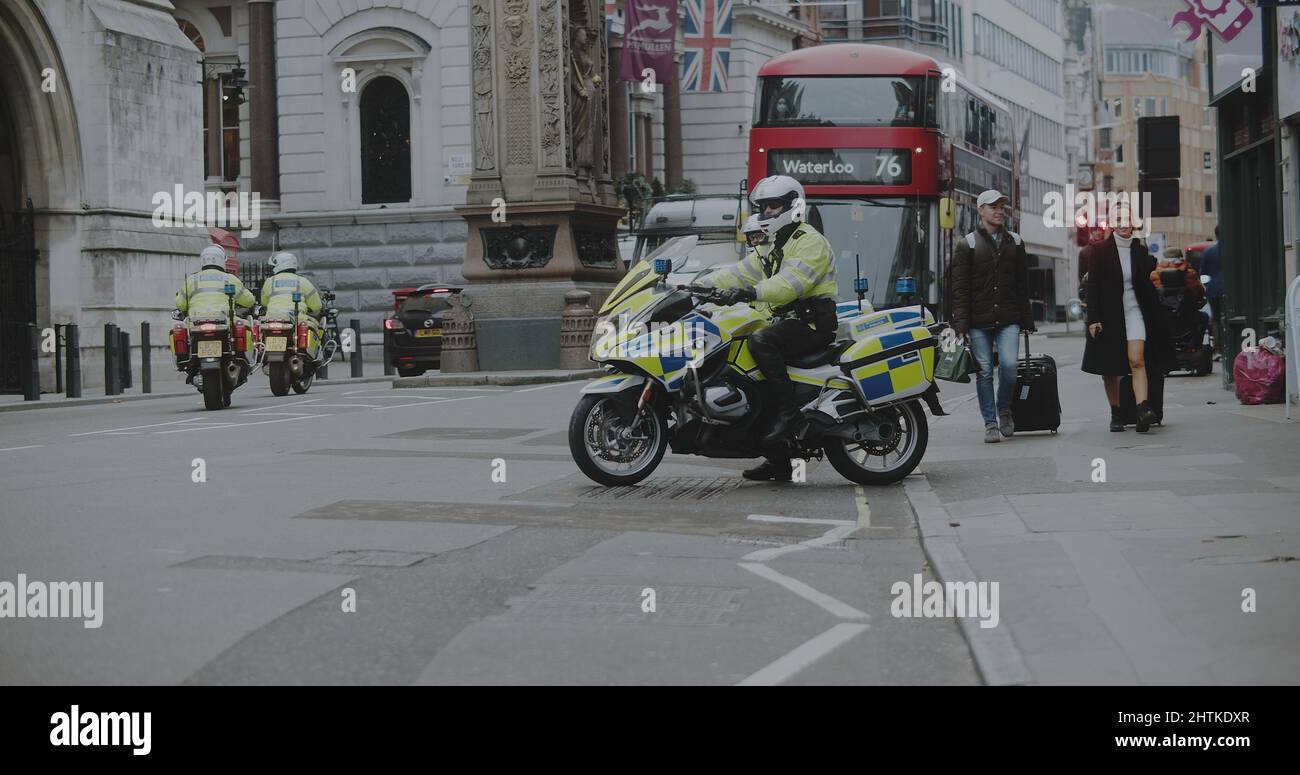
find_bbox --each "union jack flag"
[682,0,731,92]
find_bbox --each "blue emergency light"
[653,258,672,275]
[895,276,917,295]
[292,291,303,303]
[853,278,869,295]
[224,282,236,296]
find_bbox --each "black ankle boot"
[1109,406,1125,432]
[743,458,793,482]
[761,407,804,446]
[1135,400,1157,433]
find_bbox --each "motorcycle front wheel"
[568,394,668,486]
[824,400,928,486]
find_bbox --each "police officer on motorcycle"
[705,175,839,482]
[260,251,323,346]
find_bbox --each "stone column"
[248,0,279,204]
[609,40,629,181]
[663,55,683,191]
[457,0,626,370]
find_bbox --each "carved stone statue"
[569,25,600,178]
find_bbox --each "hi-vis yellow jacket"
[705,223,838,317]
[260,272,322,325]
[176,268,256,318]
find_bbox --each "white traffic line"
[0,445,44,452]
[372,395,486,411]
[747,514,855,527]
[295,403,385,409]
[152,414,328,434]
[69,417,209,437]
[737,623,870,686]
[239,398,323,413]
[854,487,871,529]
[741,524,858,563]
[512,381,583,393]
[738,562,870,620]
[343,387,505,395]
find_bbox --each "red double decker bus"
[748,44,1016,313]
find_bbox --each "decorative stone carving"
[471,1,496,171]
[572,228,618,268]
[568,24,599,180]
[440,292,480,373]
[559,289,596,369]
[538,0,564,168]
[480,224,558,270]
[501,0,534,167]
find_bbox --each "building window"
[1146,97,1156,117]
[1204,194,1212,213]
[1115,144,1123,164]
[1113,98,1122,118]
[179,19,241,183]
[1203,151,1212,169]
[360,76,412,204]
[1099,127,1111,149]
[1103,174,1113,190]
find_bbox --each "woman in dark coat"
[1081,207,1173,432]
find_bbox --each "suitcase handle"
[1020,329,1032,360]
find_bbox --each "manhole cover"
[500,584,746,626]
[579,477,742,502]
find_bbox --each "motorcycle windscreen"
[839,327,936,404]
[600,235,700,316]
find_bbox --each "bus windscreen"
[755,76,925,128]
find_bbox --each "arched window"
[360,76,411,204]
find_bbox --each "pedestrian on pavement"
[1201,226,1223,360]
[1081,203,1172,433]
[949,189,1035,444]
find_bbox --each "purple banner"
[620,0,677,85]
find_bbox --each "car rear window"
[401,295,452,314]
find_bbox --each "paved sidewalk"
[908,337,1300,684]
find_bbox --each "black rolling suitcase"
[1011,331,1061,433]
[1119,372,1164,426]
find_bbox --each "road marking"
[741,525,858,563]
[373,395,486,411]
[345,387,505,395]
[513,382,583,393]
[854,486,871,529]
[738,562,869,620]
[152,414,328,434]
[240,398,323,413]
[296,403,384,409]
[70,417,208,436]
[737,623,870,686]
[747,514,855,527]
[0,445,43,452]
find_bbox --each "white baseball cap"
[976,190,1009,208]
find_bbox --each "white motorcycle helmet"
[740,213,768,246]
[749,175,805,237]
[270,251,299,273]
[199,244,227,269]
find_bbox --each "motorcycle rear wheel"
[269,362,291,396]
[202,371,225,411]
[292,370,314,394]
[824,400,928,485]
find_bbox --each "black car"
[384,285,463,376]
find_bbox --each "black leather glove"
[718,287,757,306]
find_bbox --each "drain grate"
[578,476,742,502]
[500,583,746,626]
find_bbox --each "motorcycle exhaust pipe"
[224,360,241,383]
[289,355,304,375]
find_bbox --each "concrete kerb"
[0,374,397,413]
[901,466,1035,686]
[392,369,605,388]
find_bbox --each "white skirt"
[1124,299,1146,341]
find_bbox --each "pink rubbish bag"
[1233,347,1285,405]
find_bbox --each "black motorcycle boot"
[743,458,793,482]
[760,377,803,446]
[1135,400,1157,433]
[1109,406,1125,432]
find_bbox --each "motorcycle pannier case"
[839,327,937,405]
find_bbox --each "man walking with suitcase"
[950,190,1036,443]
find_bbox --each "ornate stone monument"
[456,0,626,370]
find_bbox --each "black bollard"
[141,321,151,394]
[55,324,64,394]
[383,329,394,375]
[25,323,39,401]
[66,324,81,398]
[103,323,119,396]
[350,319,363,378]
[120,329,132,389]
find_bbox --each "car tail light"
[171,324,188,355]
[297,322,309,350]
[234,321,247,352]
[384,318,402,331]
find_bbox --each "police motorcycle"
[569,236,947,487]
[259,288,340,396]
[170,282,256,411]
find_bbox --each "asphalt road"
[0,369,981,685]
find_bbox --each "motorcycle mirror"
[171,309,183,321]
[224,283,236,297]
